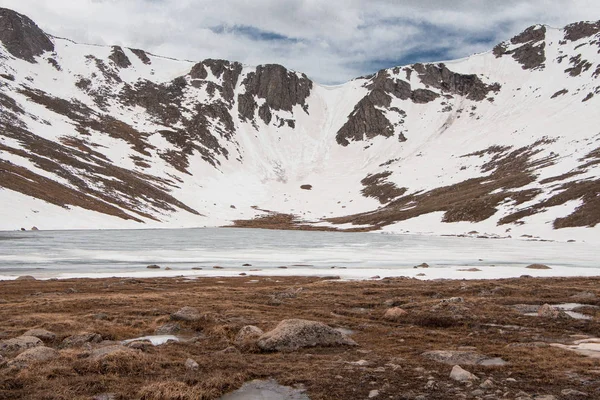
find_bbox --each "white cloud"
[0,0,598,83]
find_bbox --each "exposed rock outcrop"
[494,25,547,70]
[412,63,501,101]
[0,8,54,62]
[238,64,312,124]
[108,46,132,69]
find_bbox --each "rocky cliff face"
[0,8,54,62]
[0,8,599,241]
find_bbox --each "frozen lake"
[0,228,599,280]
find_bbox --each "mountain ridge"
[1,7,599,242]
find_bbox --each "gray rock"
[0,335,43,354]
[480,379,494,389]
[92,394,116,400]
[154,322,181,335]
[525,263,551,269]
[61,332,102,348]
[538,304,570,319]
[450,365,479,382]
[23,329,56,342]
[561,389,588,397]
[171,306,202,322]
[383,307,408,321]
[422,350,507,366]
[15,275,36,281]
[89,345,138,360]
[368,389,380,398]
[257,319,357,352]
[235,325,264,345]
[220,379,310,400]
[185,358,199,371]
[7,346,59,368]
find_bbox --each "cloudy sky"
[1,0,599,83]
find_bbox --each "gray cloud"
[0,0,598,83]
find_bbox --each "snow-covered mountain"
[1,8,599,242]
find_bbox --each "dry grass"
[1,276,600,399]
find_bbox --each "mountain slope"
[0,8,599,242]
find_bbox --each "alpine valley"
[1,8,599,242]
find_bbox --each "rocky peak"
[0,8,54,62]
[189,59,242,106]
[109,46,132,69]
[412,63,500,101]
[238,64,313,124]
[510,25,546,45]
[563,20,600,42]
[493,25,546,70]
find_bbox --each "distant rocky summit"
[0,7,599,241]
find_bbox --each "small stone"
[383,307,408,321]
[219,346,240,354]
[450,365,479,382]
[93,394,116,400]
[235,325,264,345]
[243,263,252,267]
[505,378,517,383]
[60,332,102,348]
[165,267,172,271]
[471,389,485,396]
[480,379,494,389]
[171,306,202,322]
[90,345,138,360]
[185,358,199,370]
[23,329,56,342]
[414,263,430,268]
[561,389,588,397]
[368,389,380,398]
[191,267,203,270]
[155,323,181,335]
[533,396,556,400]
[146,265,161,269]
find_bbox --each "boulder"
[7,346,59,368]
[185,358,199,371]
[383,307,408,321]
[170,306,202,322]
[235,325,264,345]
[61,332,102,348]
[414,263,430,269]
[538,304,570,319]
[450,365,479,382]
[257,319,357,352]
[0,335,42,354]
[23,329,56,342]
[146,265,161,269]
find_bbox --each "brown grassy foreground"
[1,276,600,399]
